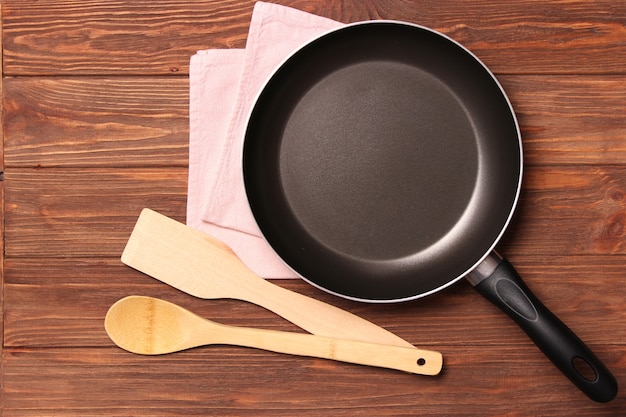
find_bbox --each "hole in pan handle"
[469,252,618,403]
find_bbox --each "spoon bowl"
[105,295,197,354]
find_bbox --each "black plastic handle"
[472,256,618,403]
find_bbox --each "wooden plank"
[3,75,625,168]
[3,77,189,168]
[0,0,3,171]
[3,168,188,258]
[1,1,4,363]
[4,165,626,258]
[502,165,626,256]
[2,0,625,76]
[0,184,4,353]
[3,255,625,349]
[2,346,623,416]
[501,75,626,166]
[2,0,254,76]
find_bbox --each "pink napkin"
[187,2,342,278]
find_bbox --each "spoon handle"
[204,320,443,376]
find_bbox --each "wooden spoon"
[105,296,443,376]
[121,208,417,349]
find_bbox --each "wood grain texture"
[4,166,626,258]
[2,346,624,416]
[0,0,3,171]
[3,263,624,414]
[501,76,626,166]
[1,1,4,370]
[2,0,625,75]
[4,256,625,349]
[503,166,626,256]
[2,0,625,415]
[4,168,188,257]
[3,77,189,168]
[3,75,625,168]
[0,184,4,354]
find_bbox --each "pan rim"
[242,19,523,303]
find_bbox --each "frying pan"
[242,21,617,402]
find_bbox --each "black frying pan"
[242,21,617,402]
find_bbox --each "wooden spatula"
[105,295,442,376]
[121,209,421,350]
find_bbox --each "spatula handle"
[214,323,443,376]
[249,277,418,348]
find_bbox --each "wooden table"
[1,1,625,415]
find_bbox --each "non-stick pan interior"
[243,22,521,301]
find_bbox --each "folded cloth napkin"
[187,2,342,278]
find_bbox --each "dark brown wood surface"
[2,1,625,415]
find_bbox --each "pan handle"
[468,252,618,403]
